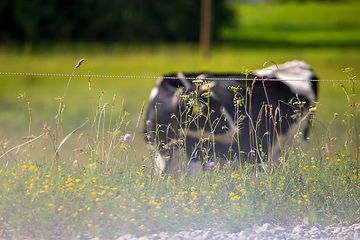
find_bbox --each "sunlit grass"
[1,44,360,164]
[224,2,360,46]
[1,59,359,239]
[1,148,359,239]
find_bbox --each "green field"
[223,2,360,46]
[1,2,360,238]
[1,45,359,163]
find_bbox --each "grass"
[1,44,359,163]
[1,1,360,238]
[223,2,360,46]
[0,61,359,239]
[2,156,359,239]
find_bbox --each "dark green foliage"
[0,0,234,43]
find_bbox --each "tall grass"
[1,44,359,159]
[0,60,359,239]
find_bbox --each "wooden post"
[200,0,212,59]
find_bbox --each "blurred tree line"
[0,0,234,43]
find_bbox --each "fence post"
[200,0,212,59]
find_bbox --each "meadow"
[1,1,360,239]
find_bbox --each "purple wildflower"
[208,162,215,169]
[250,150,255,154]
[124,133,131,142]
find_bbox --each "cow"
[143,60,318,177]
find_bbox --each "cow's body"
[143,60,318,176]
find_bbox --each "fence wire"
[0,71,358,82]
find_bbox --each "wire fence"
[0,71,358,82]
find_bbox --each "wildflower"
[294,132,303,139]
[212,209,219,213]
[124,133,131,142]
[193,79,204,85]
[208,162,215,169]
[309,107,317,113]
[250,150,255,154]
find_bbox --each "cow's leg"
[151,145,167,175]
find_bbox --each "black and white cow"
[143,60,318,176]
